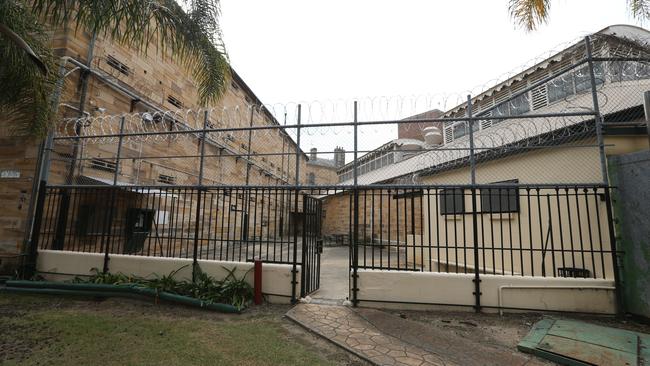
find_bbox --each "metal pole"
[192,188,203,282]
[643,91,650,146]
[467,95,477,185]
[467,95,481,312]
[290,105,301,302]
[245,106,254,185]
[113,116,126,185]
[192,110,208,282]
[585,36,609,185]
[352,101,359,307]
[198,110,209,185]
[586,36,622,314]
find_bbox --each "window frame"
[479,179,520,214]
[439,188,465,215]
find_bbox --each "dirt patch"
[384,309,650,351]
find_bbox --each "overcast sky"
[219,0,644,156]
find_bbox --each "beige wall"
[36,250,298,303]
[356,269,616,314]
[411,143,615,278]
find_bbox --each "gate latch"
[316,239,323,254]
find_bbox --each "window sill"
[486,213,517,221]
[444,215,464,221]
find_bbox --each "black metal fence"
[25,35,648,311]
[349,185,617,279]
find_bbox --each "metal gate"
[300,195,323,297]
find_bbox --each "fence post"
[300,198,308,297]
[192,110,209,282]
[643,91,650,147]
[113,116,126,185]
[23,180,48,279]
[467,95,482,312]
[585,36,623,314]
[102,188,116,273]
[584,36,609,186]
[290,104,302,303]
[352,101,359,307]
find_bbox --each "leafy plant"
[72,264,254,310]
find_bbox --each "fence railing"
[347,184,618,281]
[35,186,338,266]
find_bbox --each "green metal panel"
[518,318,648,366]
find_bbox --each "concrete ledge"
[36,250,299,304]
[356,269,616,314]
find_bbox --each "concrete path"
[286,303,547,366]
[311,246,350,300]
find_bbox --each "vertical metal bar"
[198,110,209,185]
[102,188,116,273]
[290,105,302,303]
[583,188,596,278]
[467,95,481,312]
[23,182,48,278]
[574,187,586,273]
[192,188,203,282]
[585,36,609,185]
[593,188,606,278]
[352,101,359,306]
[113,116,126,185]
[245,106,254,185]
[301,197,307,297]
[603,188,623,313]
[643,91,650,147]
[565,188,576,271]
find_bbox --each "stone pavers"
[286,303,449,366]
[286,303,549,366]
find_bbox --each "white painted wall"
[356,269,616,314]
[36,250,299,304]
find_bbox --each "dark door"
[301,196,323,297]
[124,208,155,254]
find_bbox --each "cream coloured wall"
[408,142,616,279]
[36,250,298,304]
[356,269,616,314]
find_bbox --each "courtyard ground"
[0,294,368,366]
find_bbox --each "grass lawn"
[0,294,364,366]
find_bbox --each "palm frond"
[0,1,58,137]
[30,0,230,106]
[508,0,550,31]
[629,0,650,20]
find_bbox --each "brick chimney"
[334,146,346,168]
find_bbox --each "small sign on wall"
[0,170,20,179]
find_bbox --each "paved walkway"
[286,303,547,366]
[312,246,350,300]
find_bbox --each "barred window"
[440,188,465,215]
[480,179,519,213]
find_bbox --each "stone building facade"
[0,23,336,273]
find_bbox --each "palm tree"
[0,1,58,137]
[0,0,229,137]
[509,0,650,31]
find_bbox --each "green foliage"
[509,0,650,31]
[74,264,253,310]
[30,0,230,106]
[0,1,58,137]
